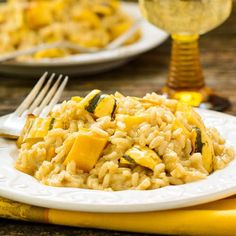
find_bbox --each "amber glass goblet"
[139,0,232,110]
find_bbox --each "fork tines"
[15,72,69,117]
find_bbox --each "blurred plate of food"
[0,0,168,77]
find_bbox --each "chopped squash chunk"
[25,117,54,142]
[18,117,63,146]
[79,89,101,109]
[86,93,117,118]
[72,9,101,27]
[177,102,214,173]
[34,49,66,59]
[109,0,120,10]
[94,95,117,118]
[93,4,113,16]
[123,115,148,130]
[191,127,203,154]
[191,126,214,173]
[110,21,131,40]
[177,102,202,128]
[25,2,53,29]
[64,129,108,172]
[17,114,36,147]
[172,118,191,137]
[71,96,83,103]
[123,145,162,171]
[120,157,131,165]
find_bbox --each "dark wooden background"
[0,2,235,236]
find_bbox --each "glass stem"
[167,34,205,90]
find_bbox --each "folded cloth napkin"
[1,196,236,235]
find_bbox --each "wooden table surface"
[0,3,235,236]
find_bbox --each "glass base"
[162,87,231,111]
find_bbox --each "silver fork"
[0,72,68,139]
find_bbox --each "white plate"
[0,109,235,213]
[0,2,168,77]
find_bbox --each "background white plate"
[0,2,168,77]
[0,109,235,213]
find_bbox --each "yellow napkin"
[1,196,236,235]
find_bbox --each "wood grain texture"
[0,2,235,236]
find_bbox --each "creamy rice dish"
[0,0,139,60]
[15,90,235,191]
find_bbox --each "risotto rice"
[15,90,235,191]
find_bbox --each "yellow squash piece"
[26,118,54,142]
[187,109,214,173]
[120,157,131,165]
[17,114,36,148]
[93,4,113,16]
[52,0,67,16]
[110,22,131,40]
[72,9,100,27]
[71,96,83,103]
[177,102,214,173]
[123,115,148,131]
[25,2,53,29]
[17,116,63,147]
[191,127,203,153]
[86,94,117,118]
[79,89,101,109]
[123,145,162,171]
[191,126,215,173]
[201,134,215,173]
[34,49,66,59]
[83,91,117,118]
[64,130,108,172]
[109,0,120,10]
[177,102,202,127]
[172,118,191,137]
[110,19,141,45]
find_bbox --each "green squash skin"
[49,118,56,130]
[122,154,137,165]
[111,99,117,119]
[194,127,204,153]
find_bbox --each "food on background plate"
[0,0,140,61]
[15,90,235,191]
